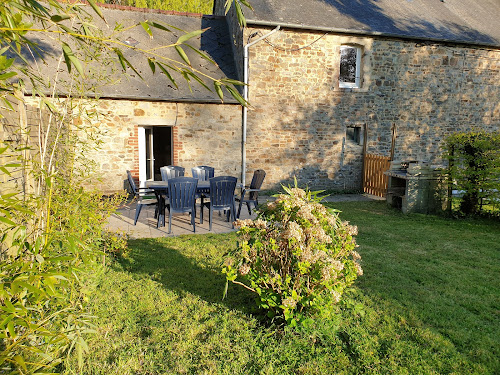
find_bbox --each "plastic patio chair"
[236,169,266,218]
[160,165,185,181]
[192,166,215,216]
[191,166,215,181]
[127,170,158,225]
[201,176,237,231]
[166,176,198,234]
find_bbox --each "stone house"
[214,0,500,190]
[3,1,499,194]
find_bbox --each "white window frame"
[339,45,361,89]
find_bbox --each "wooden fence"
[363,154,391,197]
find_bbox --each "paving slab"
[106,194,383,239]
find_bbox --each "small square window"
[346,126,361,144]
[339,46,361,88]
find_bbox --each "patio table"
[145,180,242,228]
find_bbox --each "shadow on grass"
[116,235,259,315]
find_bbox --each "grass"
[63,201,500,374]
[105,0,214,14]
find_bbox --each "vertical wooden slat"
[363,153,391,198]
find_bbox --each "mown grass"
[64,201,500,374]
[105,0,213,14]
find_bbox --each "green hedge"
[444,130,500,216]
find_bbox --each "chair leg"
[209,206,213,231]
[246,202,252,215]
[237,199,243,219]
[168,210,172,234]
[231,202,236,229]
[192,206,196,233]
[134,204,143,225]
[200,198,204,224]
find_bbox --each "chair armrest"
[137,187,155,193]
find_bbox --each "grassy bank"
[64,201,500,374]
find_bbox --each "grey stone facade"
[216,2,500,190]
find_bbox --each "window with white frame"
[339,45,361,88]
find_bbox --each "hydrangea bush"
[223,184,362,327]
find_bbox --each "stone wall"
[0,98,42,195]
[83,99,242,193]
[243,26,500,190]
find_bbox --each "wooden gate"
[363,154,391,197]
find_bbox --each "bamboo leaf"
[234,1,246,27]
[140,21,153,39]
[86,0,106,22]
[50,14,71,23]
[148,58,155,74]
[177,28,206,45]
[61,43,84,77]
[239,0,253,9]
[157,63,178,88]
[175,45,190,66]
[147,21,170,32]
[13,355,27,372]
[214,81,224,101]
[183,43,215,65]
[186,71,211,92]
[220,78,245,86]
[61,43,72,73]
[0,216,16,226]
[226,85,247,106]
[113,49,143,79]
[181,71,192,93]
[224,0,232,14]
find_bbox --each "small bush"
[223,183,362,327]
[444,130,500,216]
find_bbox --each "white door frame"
[138,118,175,187]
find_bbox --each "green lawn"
[64,201,500,374]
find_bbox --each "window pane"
[340,47,357,84]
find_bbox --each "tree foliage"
[444,130,500,216]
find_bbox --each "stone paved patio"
[107,194,383,239]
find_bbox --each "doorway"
[139,126,173,183]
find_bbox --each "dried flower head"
[254,219,267,229]
[290,187,306,199]
[235,219,253,228]
[331,260,345,272]
[282,297,297,309]
[239,263,251,276]
[352,251,361,260]
[331,290,342,304]
[355,262,363,276]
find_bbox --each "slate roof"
[243,0,500,47]
[17,6,239,103]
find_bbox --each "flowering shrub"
[223,184,362,327]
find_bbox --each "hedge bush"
[444,130,500,216]
[223,184,362,327]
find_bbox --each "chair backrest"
[209,176,237,209]
[167,177,198,212]
[191,166,215,181]
[249,169,266,200]
[160,165,185,181]
[127,170,138,195]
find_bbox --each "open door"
[139,126,173,184]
